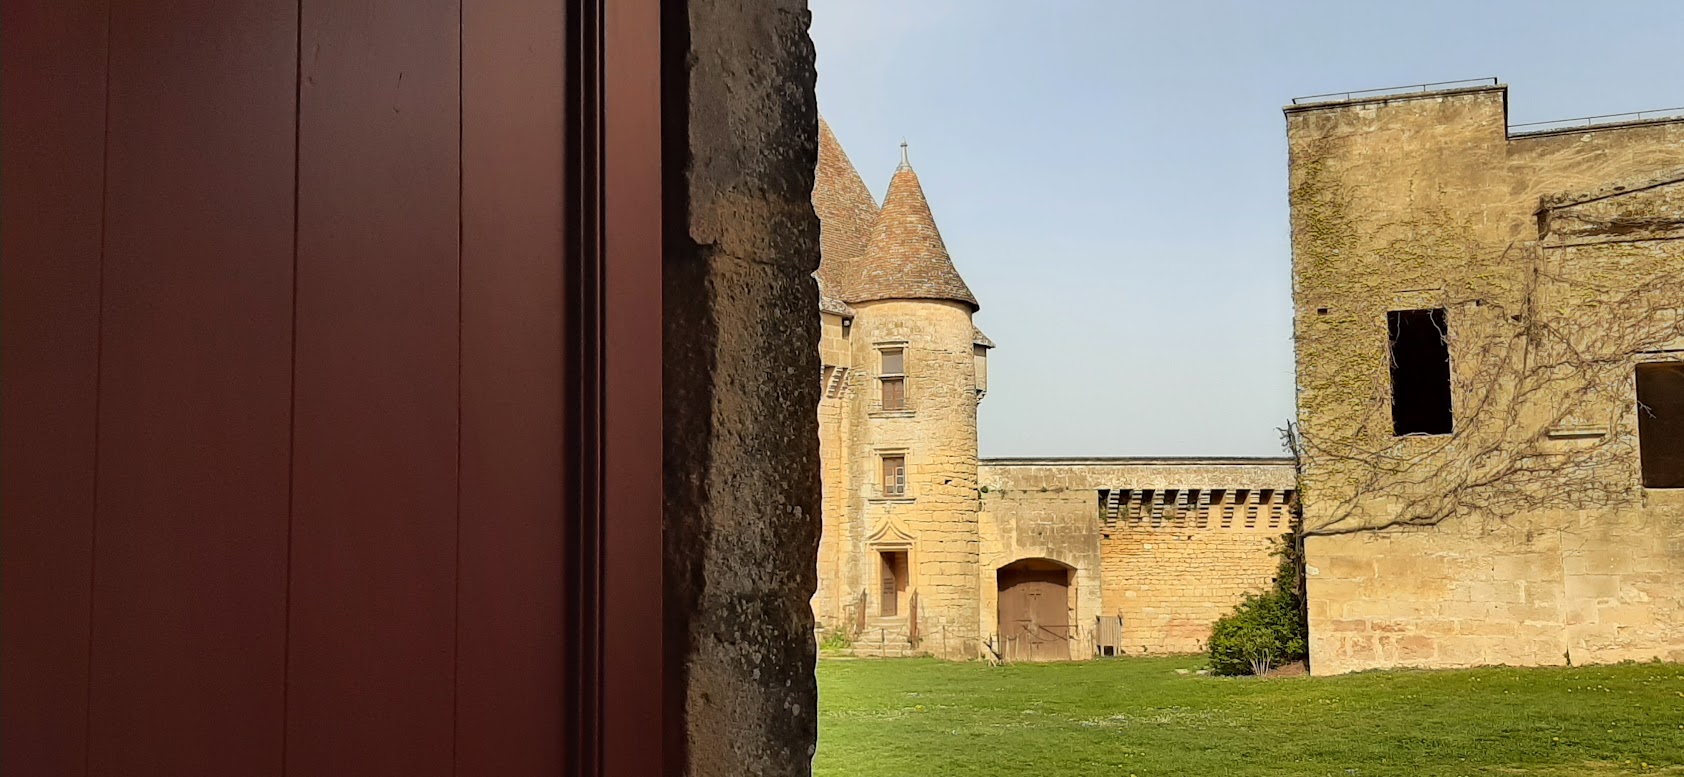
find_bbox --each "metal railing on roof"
[1290,77,1499,106]
[1509,107,1684,133]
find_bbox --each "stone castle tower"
[812,118,991,658]
[808,118,1315,665]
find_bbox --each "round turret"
[834,143,979,311]
[837,143,984,658]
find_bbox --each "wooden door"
[997,562,1071,662]
[878,551,908,617]
[880,556,899,617]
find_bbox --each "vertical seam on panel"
[451,1,465,773]
[84,2,114,772]
[280,0,303,774]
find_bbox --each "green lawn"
[816,655,1684,777]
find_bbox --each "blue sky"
[808,0,1684,457]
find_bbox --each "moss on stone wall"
[1287,87,1684,675]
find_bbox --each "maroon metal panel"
[87,1,298,773]
[7,0,678,773]
[602,0,667,773]
[0,1,108,773]
[456,0,567,772]
[286,0,461,772]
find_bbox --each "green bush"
[1208,533,1308,676]
[819,629,853,651]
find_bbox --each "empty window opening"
[879,347,905,410]
[878,550,909,617]
[1389,308,1453,436]
[881,454,906,497]
[1637,362,1684,489]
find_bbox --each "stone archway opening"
[996,558,1074,662]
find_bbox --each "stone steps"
[849,621,922,657]
[843,641,924,658]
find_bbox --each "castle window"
[879,347,906,411]
[1637,362,1684,489]
[881,454,907,497]
[1389,308,1453,436]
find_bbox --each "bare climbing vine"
[1291,240,1684,537]
[1285,144,1684,538]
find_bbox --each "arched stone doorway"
[996,558,1073,661]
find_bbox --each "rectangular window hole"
[1637,362,1684,489]
[1389,308,1453,436]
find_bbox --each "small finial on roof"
[898,138,911,170]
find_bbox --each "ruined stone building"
[1288,81,1684,674]
[810,118,1296,660]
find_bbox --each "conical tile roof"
[812,117,878,315]
[841,146,978,310]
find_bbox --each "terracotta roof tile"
[812,117,877,314]
[838,150,978,310]
[817,274,855,316]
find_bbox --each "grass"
[815,655,1684,777]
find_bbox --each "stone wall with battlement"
[978,459,1296,656]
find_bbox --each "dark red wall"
[2,1,578,773]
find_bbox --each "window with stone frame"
[880,454,907,497]
[1636,362,1684,489]
[878,346,906,411]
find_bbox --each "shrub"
[1208,533,1308,676]
[819,629,852,651]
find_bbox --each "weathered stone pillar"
[664,1,822,774]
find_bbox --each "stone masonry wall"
[979,460,1295,656]
[844,299,980,658]
[813,311,853,627]
[664,0,821,773]
[975,482,1104,657]
[1288,85,1684,675]
[1100,529,1282,655]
